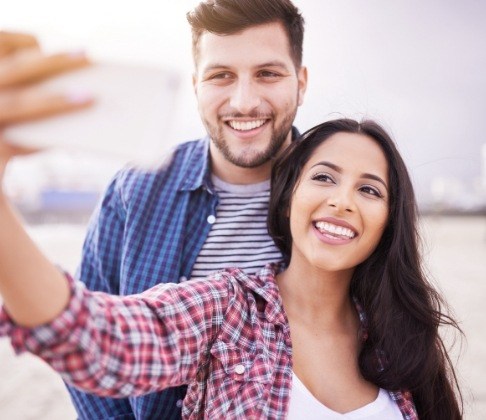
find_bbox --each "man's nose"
[229,78,261,114]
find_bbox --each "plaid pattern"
[1,264,418,419]
[66,128,299,419]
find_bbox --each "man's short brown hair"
[187,0,305,68]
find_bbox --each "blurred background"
[0,0,485,418]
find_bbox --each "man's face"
[193,22,307,183]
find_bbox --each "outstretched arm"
[0,148,70,326]
[0,30,94,326]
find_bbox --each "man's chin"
[224,147,276,168]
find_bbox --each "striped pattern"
[191,176,282,278]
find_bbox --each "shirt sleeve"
[0,272,230,399]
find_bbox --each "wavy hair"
[268,118,463,420]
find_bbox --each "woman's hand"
[0,31,94,173]
[0,32,88,325]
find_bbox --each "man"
[68,0,307,418]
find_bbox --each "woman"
[0,119,462,419]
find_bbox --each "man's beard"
[206,111,296,169]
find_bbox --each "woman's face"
[288,132,389,274]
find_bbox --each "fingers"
[0,31,40,58]
[0,137,40,161]
[0,49,91,88]
[0,135,41,182]
[0,88,94,126]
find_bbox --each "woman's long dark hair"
[268,118,463,419]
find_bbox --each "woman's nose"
[327,188,355,213]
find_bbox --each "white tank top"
[287,372,403,419]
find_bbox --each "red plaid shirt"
[1,264,418,419]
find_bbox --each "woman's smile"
[313,217,358,244]
[288,132,389,273]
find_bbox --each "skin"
[0,31,93,326]
[0,31,93,129]
[277,133,389,413]
[193,22,307,184]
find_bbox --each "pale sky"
[3,0,486,207]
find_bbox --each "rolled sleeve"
[1,272,230,399]
[0,273,84,355]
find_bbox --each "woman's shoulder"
[220,262,283,297]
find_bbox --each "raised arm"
[0,147,231,398]
[0,148,70,326]
[0,31,94,325]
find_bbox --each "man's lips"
[225,118,269,132]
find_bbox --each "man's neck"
[209,158,272,185]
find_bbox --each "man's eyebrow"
[201,60,291,73]
[200,63,231,73]
[310,161,388,189]
[256,60,291,70]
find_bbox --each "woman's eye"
[312,173,334,183]
[360,185,382,197]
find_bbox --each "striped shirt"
[191,175,282,278]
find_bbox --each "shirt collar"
[229,262,288,326]
[178,136,212,192]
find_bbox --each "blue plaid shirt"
[67,129,299,419]
[68,137,219,419]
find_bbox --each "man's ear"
[192,73,198,95]
[297,65,308,106]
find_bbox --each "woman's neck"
[277,260,356,330]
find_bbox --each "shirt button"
[176,399,183,408]
[179,276,187,282]
[234,364,245,375]
[207,215,216,224]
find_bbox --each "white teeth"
[315,221,356,239]
[228,119,266,131]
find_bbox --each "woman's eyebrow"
[311,161,388,189]
[361,173,388,189]
[311,161,341,172]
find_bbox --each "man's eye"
[259,70,280,78]
[210,73,230,79]
[209,72,232,80]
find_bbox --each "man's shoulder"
[113,137,209,191]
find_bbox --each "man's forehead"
[195,22,293,70]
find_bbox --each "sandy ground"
[0,216,485,419]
